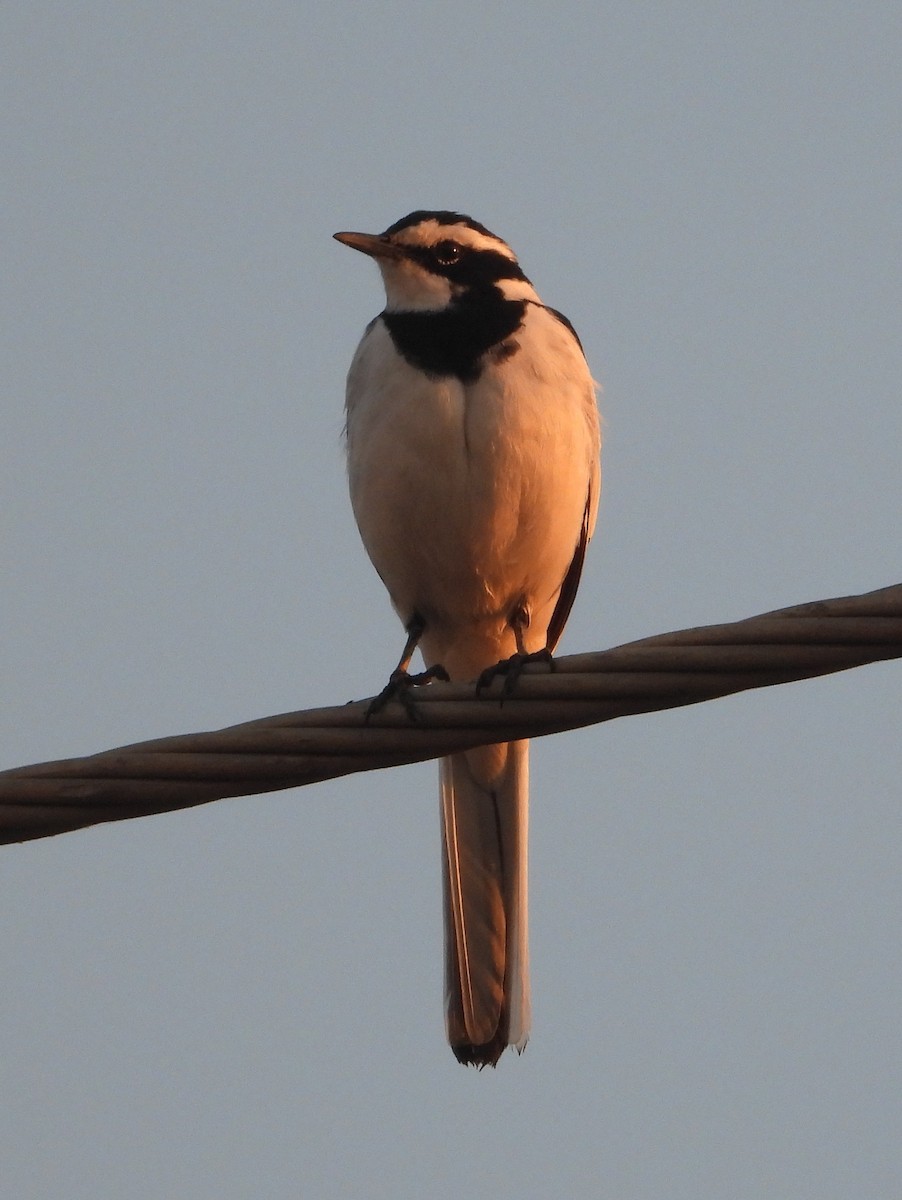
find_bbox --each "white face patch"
[377,258,454,311]
[376,220,523,312]
[495,275,541,302]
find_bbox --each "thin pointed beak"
[333,230,405,260]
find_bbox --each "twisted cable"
[2,582,900,845]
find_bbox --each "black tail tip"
[451,1039,506,1069]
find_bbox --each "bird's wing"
[546,471,597,653]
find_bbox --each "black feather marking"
[546,481,594,652]
[408,244,529,287]
[382,210,501,240]
[383,296,526,383]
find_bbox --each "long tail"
[440,739,530,1067]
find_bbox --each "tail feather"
[440,739,530,1066]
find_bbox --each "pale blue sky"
[3,4,901,1197]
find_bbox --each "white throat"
[378,260,454,312]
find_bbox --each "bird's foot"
[476,648,554,703]
[366,664,450,721]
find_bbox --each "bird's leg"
[367,612,450,719]
[476,603,554,700]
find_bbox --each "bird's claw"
[476,648,554,703]
[366,664,450,721]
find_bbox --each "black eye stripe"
[405,243,530,287]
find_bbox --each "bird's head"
[334,210,538,312]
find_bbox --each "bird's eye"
[434,240,462,266]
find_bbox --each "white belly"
[345,310,600,678]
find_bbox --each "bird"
[334,210,601,1066]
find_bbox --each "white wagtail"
[335,211,601,1066]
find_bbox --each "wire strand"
[2,582,900,845]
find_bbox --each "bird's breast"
[345,312,599,666]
